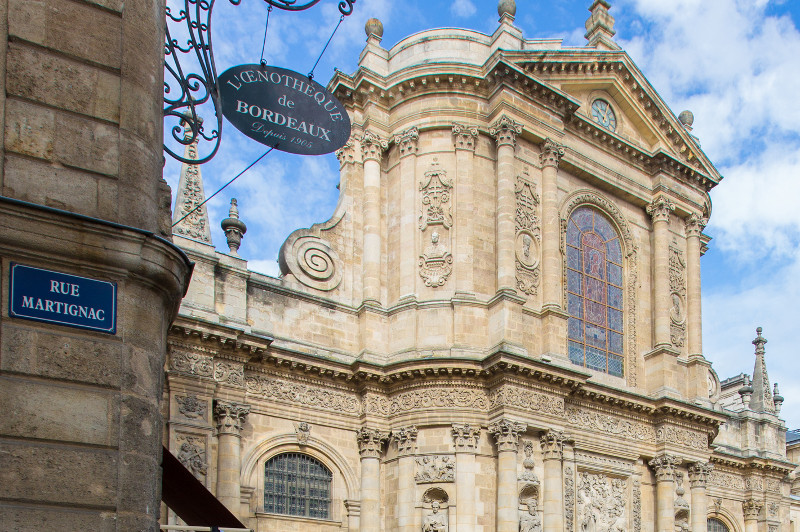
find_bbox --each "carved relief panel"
[577,472,628,532]
[669,241,687,348]
[515,171,541,295]
[175,432,209,484]
[415,455,455,483]
[419,159,454,287]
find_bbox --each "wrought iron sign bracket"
[164,0,356,165]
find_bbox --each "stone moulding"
[565,407,654,442]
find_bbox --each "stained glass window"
[566,206,624,377]
[264,453,332,519]
[707,518,729,532]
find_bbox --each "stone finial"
[221,198,247,256]
[585,0,620,50]
[173,117,213,244]
[773,382,784,414]
[498,0,516,22]
[739,374,753,408]
[678,110,694,131]
[749,327,775,413]
[365,18,383,41]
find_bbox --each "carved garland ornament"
[490,387,564,416]
[515,172,541,295]
[669,242,687,348]
[364,388,491,416]
[565,407,654,441]
[245,374,361,414]
[656,425,709,450]
[561,190,639,386]
[170,348,214,377]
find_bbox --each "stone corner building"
[165,2,799,531]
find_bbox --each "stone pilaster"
[490,420,527,532]
[490,115,522,293]
[742,499,762,532]
[684,213,705,357]
[361,130,388,304]
[357,427,388,532]
[392,426,418,532]
[394,127,419,299]
[540,138,566,358]
[649,453,680,532]
[213,400,250,517]
[453,122,478,294]
[688,462,713,532]
[647,195,676,349]
[540,430,567,532]
[452,423,481,531]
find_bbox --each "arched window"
[708,518,730,532]
[264,453,332,519]
[566,206,624,377]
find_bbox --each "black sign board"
[9,263,117,334]
[219,64,351,155]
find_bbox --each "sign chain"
[308,14,345,81]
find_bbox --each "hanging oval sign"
[218,64,351,155]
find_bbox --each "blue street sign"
[9,263,117,334]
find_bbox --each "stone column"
[357,427,388,532]
[540,430,567,531]
[684,214,705,356]
[452,423,482,532]
[395,128,419,298]
[213,400,250,516]
[490,115,522,293]
[649,453,680,532]
[646,195,676,348]
[742,499,762,532]
[688,462,713,532]
[540,138,565,310]
[490,420,527,532]
[361,130,388,304]
[453,123,479,293]
[393,426,419,532]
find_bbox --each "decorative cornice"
[649,453,681,482]
[361,130,388,162]
[540,138,565,168]
[452,122,479,151]
[213,399,250,435]
[356,427,389,458]
[394,127,419,157]
[489,419,527,452]
[646,194,675,224]
[489,115,522,147]
[452,423,481,452]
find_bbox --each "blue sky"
[165,0,800,430]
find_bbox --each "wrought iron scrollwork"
[164,0,356,165]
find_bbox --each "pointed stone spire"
[221,198,247,256]
[585,0,620,50]
[749,327,775,413]
[172,116,212,244]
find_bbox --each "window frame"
[263,452,333,520]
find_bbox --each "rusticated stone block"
[0,442,117,506]
[4,154,99,212]
[0,323,123,387]
[0,503,117,532]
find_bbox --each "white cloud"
[450,0,477,18]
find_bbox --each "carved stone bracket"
[361,130,388,162]
[395,127,419,157]
[392,426,419,456]
[489,419,527,452]
[742,499,762,520]
[452,423,481,452]
[648,453,681,482]
[688,461,713,488]
[452,122,478,151]
[213,399,250,436]
[490,115,522,147]
[539,138,565,168]
[684,213,706,238]
[357,427,389,458]
[539,429,568,460]
[646,195,676,224]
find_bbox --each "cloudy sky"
[164,0,800,430]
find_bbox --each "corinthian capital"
[684,213,707,238]
[489,115,522,147]
[648,453,681,482]
[452,122,479,151]
[356,427,389,458]
[452,423,481,452]
[539,138,565,168]
[394,127,419,157]
[489,419,527,452]
[391,425,419,456]
[742,499,762,520]
[687,461,714,488]
[213,399,250,436]
[336,138,357,167]
[646,195,676,224]
[539,429,568,460]
[361,130,388,162]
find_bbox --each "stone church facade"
[163,2,798,531]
